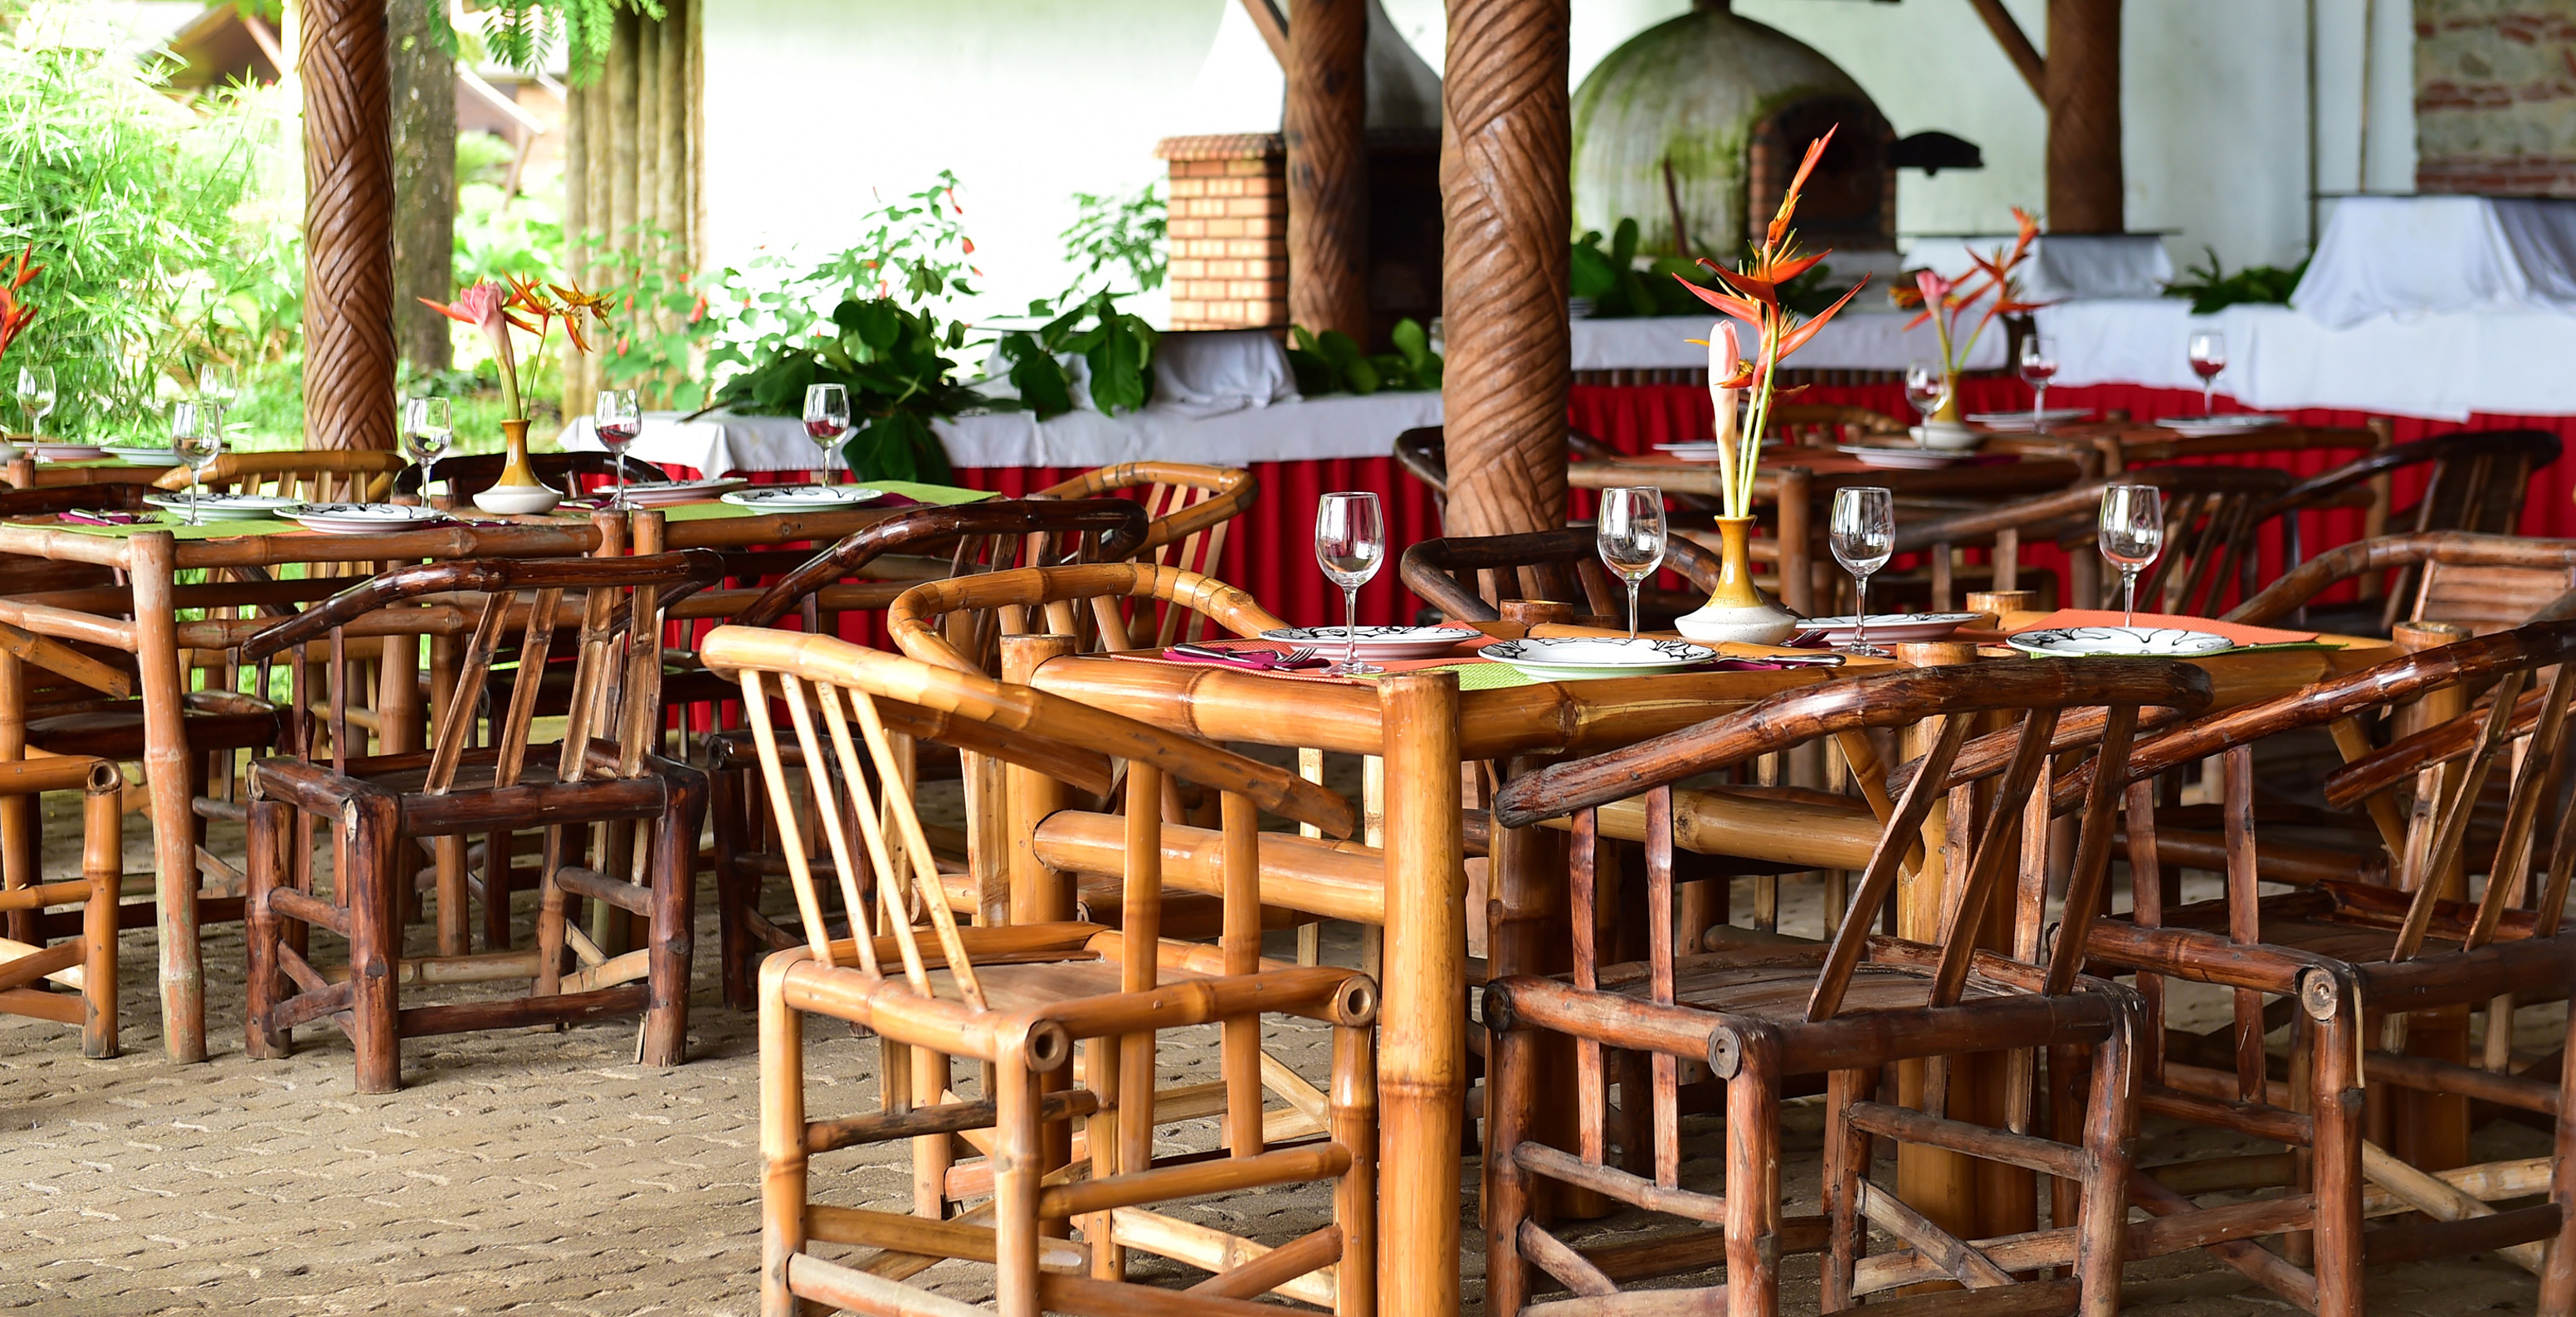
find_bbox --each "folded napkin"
[58,509,151,525]
[2018,609,2318,646]
[1159,642,1329,672]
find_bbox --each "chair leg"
[711,761,755,1011]
[243,798,290,1061]
[1484,1021,1535,1317]
[1820,1067,1871,1311]
[993,1051,1042,1317]
[642,778,704,1067]
[78,773,120,1059]
[758,958,807,1317]
[348,795,402,1094]
[2076,1012,2139,1317]
[2310,976,2366,1317]
[2539,993,2576,1316]
[1332,1017,1378,1317]
[1726,1026,1783,1317]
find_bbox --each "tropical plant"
[1060,182,1167,296]
[988,290,1160,418]
[2166,247,2307,315]
[592,223,708,409]
[1286,319,1441,397]
[448,0,654,78]
[420,278,607,422]
[1671,126,1871,520]
[1890,207,2042,383]
[703,296,968,483]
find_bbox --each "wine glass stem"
[191,470,201,525]
[614,463,625,508]
[1342,584,1360,667]
[1626,580,1641,641]
[424,456,436,507]
[1854,573,1869,651]
[2203,381,2214,417]
[2122,566,2139,627]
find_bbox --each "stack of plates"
[32,441,103,461]
[618,478,746,508]
[143,494,302,523]
[1481,636,1715,681]
[2154,413,2286,438]
[1651,442,1727,462]
[1791,612,1979,646]
[1258,625,1478,662]
[1836,443,1968,470]
[104,444,185,466]
[718,485,886,510]
[285,503,446,534]
[1967,407,2091,427]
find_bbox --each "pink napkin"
[57,510,150,525]
[1159,643,1329,672]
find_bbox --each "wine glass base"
[1324,661,1383,676]
[1839,642,1892,658]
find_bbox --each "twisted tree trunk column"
[300,0,395,450]
[1441,0,1570,536]
[1286,0,1368,340]
[2046,0,2123,233]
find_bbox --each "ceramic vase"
[471,417,562,515]
[1673,515,1801,645]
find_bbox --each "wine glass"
[1594,487,1667,641]
[1315,491,1387,676]
[803,383,851,486]
[171,401,224,526]
[2099,484,2166,627]
[197,365,237,407]
[594,389,642,507]
[2188,331,2227,417]
[1830,486,1895,656]
[1903,361,1950,443]
[17,365,53,437]
[2018,334,2058,426]
[404,397,453,506]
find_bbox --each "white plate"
[719,485,886,510]
[1837,443,1969,470]
[2154,414,2286,437]
[144,494,302,522]
[1651,442,1727,461]
[1261,625,1479,662]
[104,446,186,466]
[32,442,103,461]
[1968,408,2091,426]
[617,478,746,507]
[1792,612,1981,646]
[1481,636,1716,681]
[2006,625,2235,657]
[285,503,446,534]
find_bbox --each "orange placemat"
[2015,609,2317,646]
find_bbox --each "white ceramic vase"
[1674,598,1803,646]
[1915,419,1982,451]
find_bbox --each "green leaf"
[999,331,1074,419]
[1390,318,1430,372]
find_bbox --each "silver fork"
[1281,646,1319,666]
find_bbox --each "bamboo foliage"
[561,0,703,412]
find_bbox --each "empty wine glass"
[1830,486,1895,656]
[1595,486,1667,641]
[17,365,53,437]
[2019,334,2058,425]
[171,401,224,525]
[2099,484,2166,627]
[1904,361,1949,443]
[803,383,851,486]
[198,365,237,407]
[594,389,642,507]
[1315,491,1387,676]
[404,397,452,506]
[2188,331,2226,417]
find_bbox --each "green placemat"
[1352,661,1539,691]
[27,515,299,540]
[654,481,998,522]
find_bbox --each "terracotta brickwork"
[2417,0,2576,195]
[1159,134,1290,329]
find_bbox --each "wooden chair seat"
[250,744,676,834]
[1587,948,2022,1024]
[25,694,280,760]
[916,949,1215,1015]
[2133,884,2567,984]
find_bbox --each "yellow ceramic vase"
[494,417,542,487]
[1674,515,1800,645]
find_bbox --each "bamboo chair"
[1033,461,1254,593]
[889,562,1288,678]
[2076,621,2576,1317]
[1400,525,1725,626]
[702,500,1152,1006]
[237,551,724,1091]
[700,626,1378,1317]
[392,451,671,503]
[2227,530,2576,635]
[2254,429,2561,627]
[1893,464,2292,614]
[1483,659,2216,1317]
[1398,425,1729,519]
[157,450,407,504]
[1767,402,1909,448]
[0,756,125,1057]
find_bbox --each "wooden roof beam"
[1969,0,2046,100]
[1241,0,1290,66]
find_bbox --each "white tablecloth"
[2036,296,2576,421]
[1905,232,2174,301]
[1569,305,2004,373]
[2293,195,2576,329]
[560,389,1447,476]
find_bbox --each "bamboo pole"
[1375,671,1463,1317]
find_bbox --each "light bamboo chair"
[155,449,407,504]
[700,626,1377,1317]
[0,756,125,1057]
[1034,462,1255,623]
[2227,530,2576,636]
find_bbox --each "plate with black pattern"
[1259,625,1478,662]
[2005,625,2234,657]
[1481,636,1716,680]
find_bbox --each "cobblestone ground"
[0,788,2553,1315]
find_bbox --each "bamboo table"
[1020,624,2392,1317]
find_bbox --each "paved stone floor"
[0,788,2554,1315]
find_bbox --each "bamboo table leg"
[1378,672,1463,1317]
[130,534,206,1062]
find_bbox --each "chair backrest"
[1400,525,1725,623]
[1492,659,2210,1182]
[2226,531,2576,634]
[162,451,407,503]
[1034,461,1255,583]
[727,499,1150,629]
[392,451,672,500]
[1767,402,1907,447]
[889,562,1289,674]
[697,625,1351,1009]
[237,550,724,786]
[1401,426,1718,524]
[1895,464,2292,614]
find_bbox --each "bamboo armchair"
[700,626,1378,1317]
[890,561,1288,676]
[392,450,670,502]
[0,756,124,1057]
[2256,429,2560,617]
[1893,464,2292,613]
[1400,525,1724,626]
[2077,622,2576,1317]
[1484,660,2216,1317]
[703,500,1152,1006]
[238,551,723,1091]
[1398,425,1730,519]
[1034,461,1254,581]
[2227,530,2576,635]
[157,450,406,503]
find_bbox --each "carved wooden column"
[1441,0,1572,537]
[300,0,395,450]
[2045,0,2123,233]
[1286,0,1369,339]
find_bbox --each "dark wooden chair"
[2080,621,2576,1317]
[703,625,1378,1317]
[391,450,671,501]
[701,500,1151,1006]
[1893,464,2292,614]
[239,551,724,1091]
[1400,525,1725,626]
[1483,659,2215,1317]
[2227,530,2576,635]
